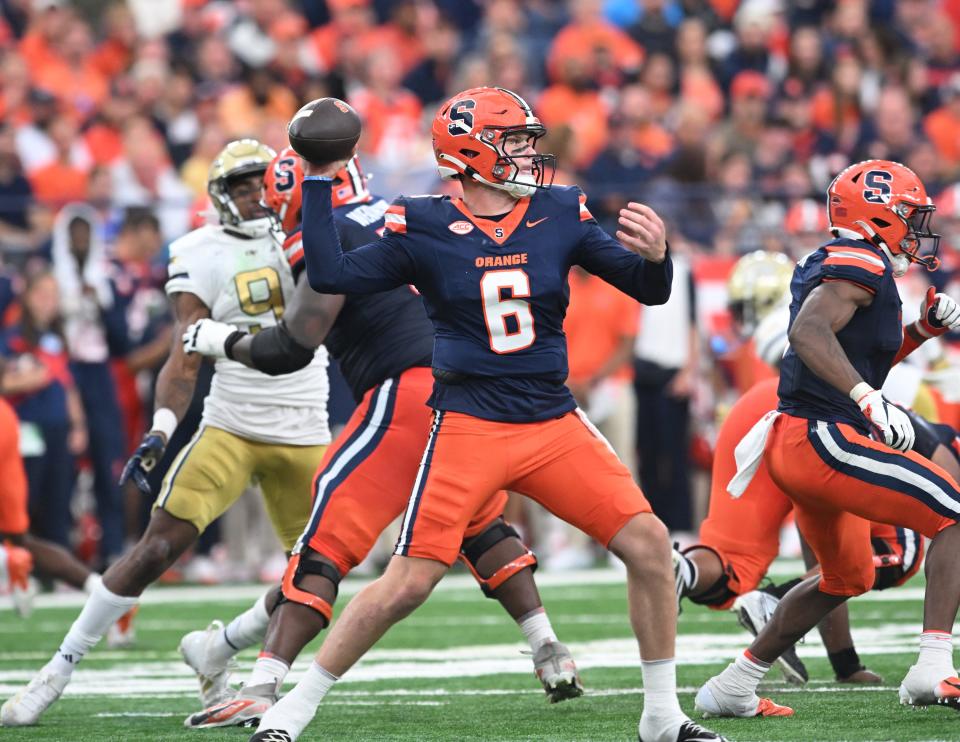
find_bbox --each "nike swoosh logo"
[526,217,549,228]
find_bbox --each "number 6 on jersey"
[481,269,536,353]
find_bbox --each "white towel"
[727,410,781,499]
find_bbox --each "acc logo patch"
[448,220,474,235]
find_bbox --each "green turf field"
[0,564,956,741]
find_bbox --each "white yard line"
[0,623,922,698]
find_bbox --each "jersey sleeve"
[283,228,305,278]
[300,179,416,294]
[819,244,885,294]
[164,244,215,307]
[571,188,673,305]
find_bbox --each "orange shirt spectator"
[349,87,422,157]
[29,161,88,207]
[537,84,610,168]
[547,18,643,83]
[924,80,960,166]
[217,84,298,140]
[565,268,639,386]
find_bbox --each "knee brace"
[280,552,342,626]
[459,521,537,598]
[870,536,906,591]
[681,545,738,608]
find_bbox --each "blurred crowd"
[3,0,960,580]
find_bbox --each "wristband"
[150,408,178,441]
[849,382,873,403]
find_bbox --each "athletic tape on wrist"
[150,408,178,440]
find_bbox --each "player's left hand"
[119,432,167,495]
[182,319,240,358]
[616,202,667,263]
[918,286,960,337]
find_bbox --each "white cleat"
[0,669,69,726]
[178,620,236,707]
[732,590,808,684]
[898,663,960,708]
[532,641,584,702]
[694,676,794,719]
[184,682,278,728]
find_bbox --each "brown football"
[287,97,362,164]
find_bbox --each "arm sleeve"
[574,219,673,305]
[300,178,416,294]
[820,246,885,295]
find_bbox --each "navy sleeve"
[574,219,673,305]
[819,245,885,294]
[301,178,416,294]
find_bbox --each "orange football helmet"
[263,148,371,233]
[827,159,940,274]
[432,86,556,198]
[262,147,304,234]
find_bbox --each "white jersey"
[166,225,330,445]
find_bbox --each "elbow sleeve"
[249,322,317,376]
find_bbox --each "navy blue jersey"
[778,238,903,432]
[284,196,433,402]
[300,178,672,423]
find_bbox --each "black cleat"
[249,731,293,742]
[639,720,730,742]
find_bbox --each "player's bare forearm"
[789,281,873,395]
[154,293,209,425]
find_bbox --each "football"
[287,97,362,164]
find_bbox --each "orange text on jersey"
[474,253,528,268]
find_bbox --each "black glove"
[119,433,167,495]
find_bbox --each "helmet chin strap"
[850,220,911,277]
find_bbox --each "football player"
[177,149,582,729]
[695,160,960,719]
[250,87,727,742]
[0,368,136,640]
[674,251,953,689]
[0,140,332,726]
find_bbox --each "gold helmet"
[727,250,795,335]
[208,139,277,237]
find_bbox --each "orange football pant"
[395,408,650,566]
[301,367,507,575]
[0,399,29,536]
[766,413,957,596]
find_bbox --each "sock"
[918,630,954,674]
[247,652,291,690]
[82,573,101,594]
[712,650,771,698]
[208,593,271,666]
[46,580,138,676]
[256,661,337,735]
[640,658,684,717]
[828,647,864,679]
[517,608,557,651]
[675,552,697,592]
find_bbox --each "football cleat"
[0,669,69,726]
[695,677,794,718]
[638,719,731,742]
[732,590,808,684]
[184,682,278,728]
[532,641,584,702]
[898,664,960,709]
[249,730,294,742]
[106,605,139,649]
[179,620,237,707]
